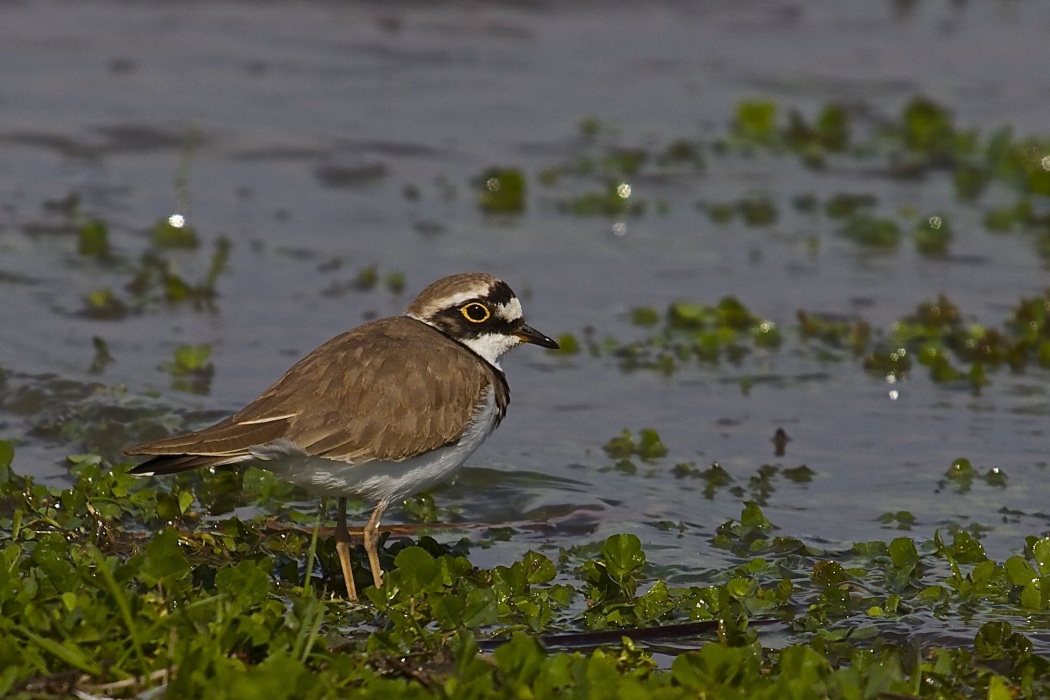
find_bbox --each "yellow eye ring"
[460,302,490,323]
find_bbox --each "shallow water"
[3,0,1050,602]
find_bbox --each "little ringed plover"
[126,272,559,601]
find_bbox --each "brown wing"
[127,317,504,473]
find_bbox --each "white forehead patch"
[494,298,523,323]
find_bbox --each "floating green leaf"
[137,528,191,586]
[152,217,200,248]
[77,219,109,257]
[476,167,527,214]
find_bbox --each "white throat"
[406,313,521,369]
[458,332,520,369]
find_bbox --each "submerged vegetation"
[567,290,1050,396]
[487,95,1050,269]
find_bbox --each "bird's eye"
[460,302,490,323]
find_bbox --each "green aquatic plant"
[602,297,780,373]
[581,533,646,605]
[732,100,779,147]
[629,307,660,327]
[603,428,668,463]
[159,343,214,395]
[703,200,737,223]
[538,118,703,217]
[877,510,917,531]
[983,197,1032,233]
[602,148,648,178]
[11,89,1050,697]
[88,336,114,374]
[354,263,380,290]
[475,167,526,214]
[3,441,1050,697]
[953,162,989,201]
[700,195,778,226]
[528,90,1023,238]
[558,182,646,218]
[577,115,604,138]
[599,289,1050,394]
[656,138,705,169]
[788,103,851,153]
[823,192,877,220]
[724,99,852,169]
[77,219,110,258]
[320,264,407,298]
[82,287,129,320]
[151,216,200,249]
[898,97,969,163]
[796,310,871,354]
[159,343,213,376]
[385,271,406,294]
[107,235,231,313]
[839,212,902,249]
[914,214,953,256]
[553,333,580,354]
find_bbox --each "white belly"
[250,388,499,504]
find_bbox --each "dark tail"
[128,453,242,476]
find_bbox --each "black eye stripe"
[458,318,519,337]
[430,306,520,340]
